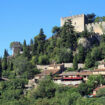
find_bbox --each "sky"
[0,0,105,56]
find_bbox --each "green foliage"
[60,19,76,49]
[73,54,78,70]
[91,47,102,61]
[78,83,88,96]
[31,56,38,65]
[95,16,105,22]
[77,45,85,63]
[29,76,56,99]
[2,13,105,105]
[85,53,95,68]
[38,55,49,65]
[86,13,96,23]
[13,56,39,79]
[96,88,105,97]
[34,28,46,55]
[55,48,73,63]
[52,26,60,36]
[0,58,2,78]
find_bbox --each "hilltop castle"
[61,14,105,35]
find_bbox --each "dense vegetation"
[0,13,105,104]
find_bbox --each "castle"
[61,14,105,35]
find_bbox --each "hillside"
[0,14,105,105]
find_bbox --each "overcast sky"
[0,0,105,56]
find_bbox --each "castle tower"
[61,14,85,32]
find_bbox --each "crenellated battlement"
[61,14,105,35]
[61,14,84,20]
[86,21,105,26]
[86,21,105,35]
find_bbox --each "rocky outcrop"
[78,37,90,48]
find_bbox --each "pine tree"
[60,19,76,49]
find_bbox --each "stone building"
[61,14,105,35]
[11,42,23,56]
[61,14,86,32]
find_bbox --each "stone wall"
[86,22,105,35]
[64,63,84,69]
[61,14,85,32]
[36,63,84,70]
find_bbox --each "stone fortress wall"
[61,14,105,35]
[86,21,105,35]
[61,14,85,32]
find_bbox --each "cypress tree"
[2,49,8,70]
[73,55,78,70]
[77,45,85,63]
[85,53,95,68]
[33,28,46,55]
[23,40,30,58]
[0,58,2,78]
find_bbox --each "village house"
[26,63,105,89]
[26,63,65,89]
[78,71,93,81]
[93,85,105,96]
[54,72,83,86]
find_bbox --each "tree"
[86,13,96,23]
[38,55,49,65]
[23,40,30,58]
[13,56,38,79]
[60,19,76,49]
[52,26,60,37]
[4,49,9,58]
[96,88,105,97]
[2,49,8,70]
[0,58,2,78]
[87,75,105,88]
[73,55,78,70]
[31,56,38,65]
[91,47,101,61]
[33,28,46,55]
[78,83,88,96]
[30,76,56,99]
[101,34,105,43]
[30,39,33,46]
[77,45,85,63]
[56,48,73,63]
[85,53,95,68]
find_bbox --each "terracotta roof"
[78,71,93,75]
[60,72,78,76]
[94,85,105,91]
[93,69,105,72]
[37,69,60,76]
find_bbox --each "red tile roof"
[63,77,83,80]
[94,85,105,91]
